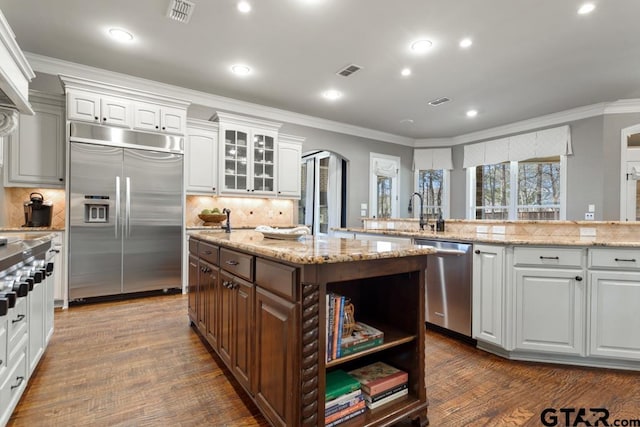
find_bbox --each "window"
[369,153,399,219]
[468,157,565,220]
[416,169,449,220]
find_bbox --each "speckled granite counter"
[0,227,65,232]
[188,229,436,264]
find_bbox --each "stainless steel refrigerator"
[68,123,183,301]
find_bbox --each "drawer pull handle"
[539,256,560,260]
[0,359,3,366]
[614,258,636,262]
[226,260,239,266]
[204,250,212,255]
[12,314,25,324]
[575,276,583,281]
[11,376,25,390]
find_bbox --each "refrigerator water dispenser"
[83,196,110,223]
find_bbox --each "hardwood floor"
[9,294,640,426]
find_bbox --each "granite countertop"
[338,228,640,248]
[0,227,65,232]
[189,230,437,264]
[0,232,56,271]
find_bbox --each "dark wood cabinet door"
[218,270,234,368]
[198,261,213,334]
[205,266,220,350]
[254,287,298,427]
[232,275,254,393]
[187,255,198,323]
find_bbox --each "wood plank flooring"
[8,294,640,426]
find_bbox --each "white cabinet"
[512,247,586,355]
[185,119,218,193]
[27,277,45,376]
[67,91,133,128]
[50,232,65,310]
[133,102,186,135]
[588,248,640,361]
[277,134,303,198]
[214,112,282,196]
[472,244,505,346]
[4,92,65,188]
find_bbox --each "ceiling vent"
[166,0,195,23]
[336,64,362,77]
[428,97,451,106]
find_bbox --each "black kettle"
[23,192,53,227]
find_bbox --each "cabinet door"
[7,102,65,187]
[198,261,215,334]
[514,267,585,355]
[161,107,186,134]
[28,281,45,377]
[185,128,218,193]
[276,141,302,198]
[206,267,220,350]
[100,96,132,128]
[472,245,504,346]
[133,102,161,132]
[51,232,65,308]
[188,255,199,323]
[251,131,276,195]
[218,270,234,368]
[254,287,297,427]
[233,276,254,393]
[589,271,640,360]
[220,127,250,194]
[67,91,101,123]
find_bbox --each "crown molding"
[604,98,640,114]
[26,52,415,147]
[413,138,454,148]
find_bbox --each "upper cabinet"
[185,118,219,194]
[3,91,65,188]
[277,134,304,198]
[213,112,282,196]
[60,75,190,136]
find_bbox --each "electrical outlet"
[584,212,595,220]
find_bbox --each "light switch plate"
[580,227,597,237]
[476,225,489,233]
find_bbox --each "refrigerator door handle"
[125,177,131,238]
[115,176,121,239]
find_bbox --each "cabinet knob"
[212,187,216,191]
[155,125,159,129]
[59,178,64,182]
[94,116,99,120]
[246,189,250,192]
[474,249,480,254]
[103,117,107,121]
[575,276,583,282]
[278,191,281,194]
[162,127,166,130]
[251,189,255,192]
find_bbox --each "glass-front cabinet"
[215,112,281,196]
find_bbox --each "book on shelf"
[348,361,409,396]
[336,294,345,358]
[331,294,344,360]
[340,336,384,356]
[325,389,363,417]
[340,321,384,349]
[326,292,334,361]
[325,406,366,427]
[324,399,365,426]
[363,382,408,403]
[325,369,360,402]
[366,387,409,410]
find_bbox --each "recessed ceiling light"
[108,28,134,43]
[466,109,478,118]
[237,1,251,13]
[231,64,251,76]
[410,39,433,53]
[401,68,411,77]
[578,3,595,14]
[322,90,342,101]
[459,38,473,48]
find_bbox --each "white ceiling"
[2,0,640,140]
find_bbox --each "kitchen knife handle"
[115,176,121,239]
[125,177,131,238]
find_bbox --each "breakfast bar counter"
[187,230,435,427]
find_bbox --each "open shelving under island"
[187,230,436,427]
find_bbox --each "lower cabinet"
[205,266,220,350]
[187,254,198,322]
[472,244,505,346]
[589,271,640,360]
[254,287,297,427]
[27,280,45,376]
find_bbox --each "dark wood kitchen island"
[187,230,435,427]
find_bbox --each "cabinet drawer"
[0,319,7,384]
[255,258,297,301]
[7,298,28,351]
[189,238,198,256]
[220,248,254,282]
[513,247,584,268]
[589,248,640,270]
[0,345,27,425]
[199,242,219,266]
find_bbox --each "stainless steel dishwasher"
[414,239,472,337]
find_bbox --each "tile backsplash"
[3,188,66,228]
[186,195,298,228]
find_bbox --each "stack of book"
[326,293,384,361]
[325,370,366,427]
[348,362,409,410]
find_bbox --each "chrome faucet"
[408,192,427,231]
[222,208,231,233]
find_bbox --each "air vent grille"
[336,64,362,77]
[166,0,195,23]
[428,97,451,106]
